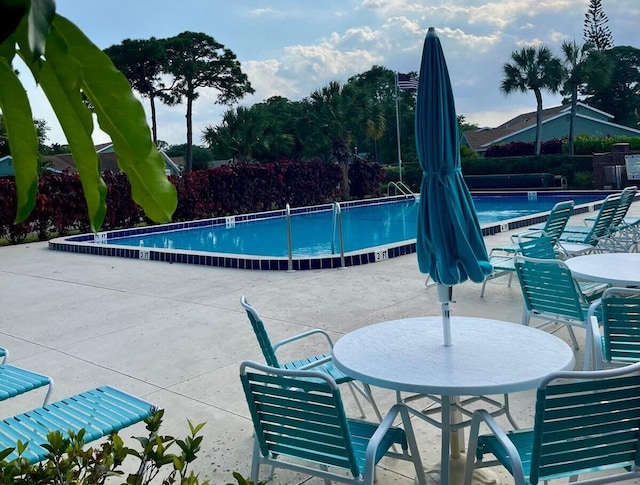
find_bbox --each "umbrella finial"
[428,26,436,35]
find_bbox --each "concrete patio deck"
[1,201,638,484]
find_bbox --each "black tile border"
[49,191,617,271]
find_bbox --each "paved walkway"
[1,201,638,484]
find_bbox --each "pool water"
[105,193,605,258]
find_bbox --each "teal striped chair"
[241,296,382,421]
[514,252,597,363]
[0,386,156,464]
[480,200,574,298]
[240,361,425,485]
[559,192,621,256]
[0,347,54,405]
[588,287,640,370]
[464,362,640,485]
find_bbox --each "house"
[0,155,14,177]
[462,103,640,155]
[44,143,183,176]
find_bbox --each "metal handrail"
[332,202,346,269]
[285,204,294,272]
[387,181,416,198]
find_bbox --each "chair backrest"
[240,360,361,478]
[609,186,637,231]
[540,200,574,244]
[600,287,640,364]
[583,193,621,244]
[240,296,281,368]
[514,255,586,322]
[518,235,557,259]
[530,362,640,484]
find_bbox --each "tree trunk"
[185,87,193,172]
[340,161,350,200]
[150,95,158,144]
[534,88,543,156]
[569,84,578,156]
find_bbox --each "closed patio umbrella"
[416,27,492,346]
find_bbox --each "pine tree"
[583,0,614,50]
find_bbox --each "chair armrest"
[273,328,335,353]
[586,316,604,371]
[296,355,333,370]
[464,409,526,485]
[364,404,403,469]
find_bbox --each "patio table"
[564,253,640,287]
[332,316,575,485]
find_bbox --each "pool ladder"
[387,181,417,199]
[285,202,346,271]
[331,202,346,269]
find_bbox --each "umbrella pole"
[437,284,453,346]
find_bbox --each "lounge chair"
[0,385,156,464]
[0,346,54,405]
[464,362,640,485]
[240,360,425,485]
[558,192,621,256]
[240,296,382,420]
[480,200,574,297]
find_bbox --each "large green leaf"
[16,20,107,232]
[27,0,55,59]
[0,56,39,222]
[54,16,177,223]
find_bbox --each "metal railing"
[387,181,417,198]
[331,202,346,269]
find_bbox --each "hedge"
[0,159,384,243]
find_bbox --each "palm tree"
[500,46,564,155]
[560,40,591,156]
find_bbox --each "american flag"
[397,72,418,91]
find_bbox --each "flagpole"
[395,72,403,183]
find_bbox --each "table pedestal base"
[424,454,502,485]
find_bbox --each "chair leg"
[502,393,519,430]
[363,383,383,422]
[250,436,261,482]
[565,325,579,351]
[480,279,488,298]
[346,381,367,418]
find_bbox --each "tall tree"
[500,46,564,155]
[164,31,254,171]
[104,38,174,144]
[582,46,640,127]
[584,0,614,51]
[560,40,591,156]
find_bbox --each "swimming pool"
[49,191,613,271]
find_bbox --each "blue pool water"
[105,193,605,258]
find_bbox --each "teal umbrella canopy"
[416,27,491,286]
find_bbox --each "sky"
[20,0,640,147]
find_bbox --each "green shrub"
[570,135,640,155]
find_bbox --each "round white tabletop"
[565,253,640,287]
[332,316,575,396]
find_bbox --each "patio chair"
[587,287,640,371]
[514,251,599,365]
[594,186,639,252]
[0,385,156,464]
[240,296,382,420]
[518,236,607,300]
[239,360,425,485]
[480,200,574,298]
[0,346,54,405]
[558,192,621,256]
[464,361,640,485]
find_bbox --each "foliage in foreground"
[0,409,264,485]
[0,0,177,231]
[0,409,209,484]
